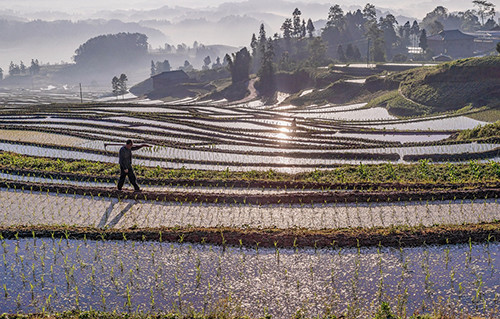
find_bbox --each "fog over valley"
[0,0,490,71]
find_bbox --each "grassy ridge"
[364,57,500,117]
[398,57,500,113]
[1,151,499,185]
[456,121,500,140]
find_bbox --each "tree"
[19,61,26,74]
[473,0,495,25]
[308,37,327,66]
[257,38,276,96]
[281,18,293,40]
[366,22,385,62]
[326,5,344,29]
[150,60,156,76]
[212,57,222,69]
[226,47,252,84]
[353,45,362,61]
[429,20,444,35]
[458,10,481,31]
[379,14,398,59]
[292,8,302,37]
[337,44,346,62]
[250,33,258,57]
[118,74,128,95]
[181,60,193,72]
[497,42,500,54]
[202,56,212,70]
[0,67,3,81]
[258,24,267,53]
[419,29,428,51]
[74,32,148,69]
[29,59,40,75]
[112,76,120,98]
[363,3,377,22]
[301,19,307,38]
[155,60,171,74]
[162,60,171,72]
[306,19,315,37]
[8,61,20,76]
[399,21,411,47]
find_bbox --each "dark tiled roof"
[428,29,476,41]
[152,70,189,80]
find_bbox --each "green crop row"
[1,151,499,185]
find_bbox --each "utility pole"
[366,38,371,67]
[79,83,83,103]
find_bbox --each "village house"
[427,30,476,59]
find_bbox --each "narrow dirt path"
[228,78,258,105]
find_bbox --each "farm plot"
[0,237,498,318]
[1,103,495,171]
[0,97,499,318]
[1,187,498,230]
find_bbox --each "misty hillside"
[0,19,166,71]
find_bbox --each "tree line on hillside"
[6,59,41,77]
[219,1,497,97]
[73,32,148,68]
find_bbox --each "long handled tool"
[104,143,124,151]
[104,142,154,152]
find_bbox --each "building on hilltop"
[427,30,476,59]
[152,70,190,91]
[467,26,500,56]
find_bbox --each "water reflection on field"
[0,238,498,318]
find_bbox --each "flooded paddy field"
[0,95,499,317]
[1,187,498,230]
[0,237,498,318]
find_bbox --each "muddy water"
[0,238,497,318]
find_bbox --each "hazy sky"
[0,0,477,17]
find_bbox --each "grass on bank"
[456,121,500,141]
[466,109,500,123]
[1,151,499,185]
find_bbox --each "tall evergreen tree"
[281,18,293,40]
[292,8,302,37]
[150,60,156,76]
[366,22,385,62]
[250,33,258,57]
[363,3,377,22]
[226,47,252,84]
[306,19,315,37]
[419,29,428,51]
[257,38,276,96]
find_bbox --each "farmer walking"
[117,140,150,191]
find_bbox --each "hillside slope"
[370,56,500,117]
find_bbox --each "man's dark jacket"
[119,145,141,169]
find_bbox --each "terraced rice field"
[0,97,499,318]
